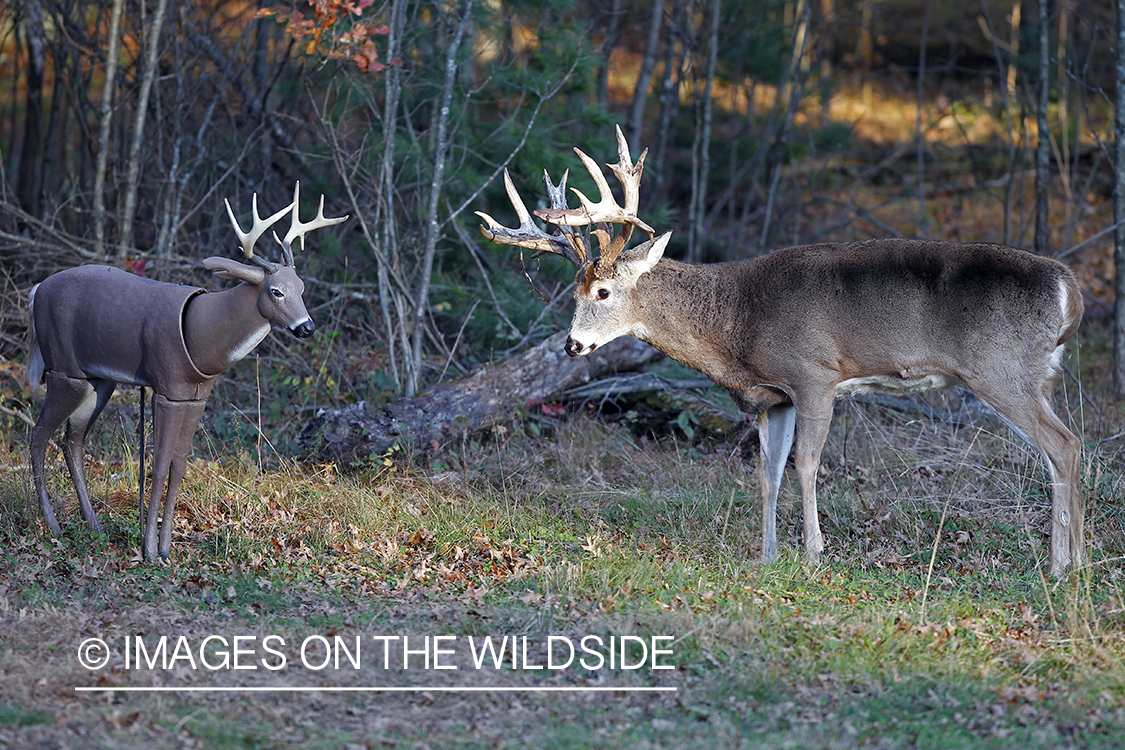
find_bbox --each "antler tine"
[278,182,349,265]
[593,127,649,267]
[533,126,654,271]
[607,124,648,218]
[540,169,590,266]
[475,169,588,268]
[537,141,653,233]
[225,193,295,273]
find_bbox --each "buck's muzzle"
[291,320,316,339]
[565,336,591,357]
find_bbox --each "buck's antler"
[475,169,589,268]
[225,183,347,273]
[224,193,295,273]
[277,182,349,265]
[477,125,656,274]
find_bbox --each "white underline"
[75,686,677,693]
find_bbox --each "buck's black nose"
[291,320,316,339]
[565,336,586,357]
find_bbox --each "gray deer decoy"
[28,183,346,560]
[477,126,1085,577]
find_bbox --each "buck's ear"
[619,231,671,277]
[202,257,266,285]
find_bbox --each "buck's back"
[744,239,1073,342]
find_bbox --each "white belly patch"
[834,372,961,398]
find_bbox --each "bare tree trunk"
[93,0,125,258]
[1114,0,1125,397]
[1059,3,1082,251]
[916,0,932,237]
[377,0,409,392]
[596,0,624,110]
[253,5,273,185]
[4,20,20,183]
[654,0,686,201]
[40,8,71,212]
[627,0,665,149]
[760,0,810,249]
[1005,1,1023,246]
[156,10,198,258]
[410,0,474,396]
[118,0,170,255]
[818,0,835,128]
[1034,0,1051,255]
[979,0,1023,247]
[15,0,46,215]
[688,0,721,263]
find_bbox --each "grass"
[0,164,1121,745]
[1,34,1122,748]
[0,348,1122,750]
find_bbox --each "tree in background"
[1115,0,1125,397]
[0,0,1121,420]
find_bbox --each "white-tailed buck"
[477,126,1085,577]
[28,183,346,560]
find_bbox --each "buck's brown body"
[478,126,1086,577]
[587,238,1084,575]
[621,240,1081,409]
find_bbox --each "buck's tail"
[27,284,44,387]
[1057,272,1084,347]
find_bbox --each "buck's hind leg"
[1037,405,1083,575]
[30,373,95,534]
[758,405,796,562]
[966,378,1082,577]
[62,379,117,533]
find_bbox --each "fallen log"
[297,334,994,468]
[562,372,746,438]
[297,331,664,465]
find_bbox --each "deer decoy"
[476,126,1085,577]
[28,182,346,560]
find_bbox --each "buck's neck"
[630,259,748,389]
[182,283,272,376]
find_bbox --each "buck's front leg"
[144,396,207,561]
[158,399,208,560]
[792,395,834,564]
[757,405,796,562]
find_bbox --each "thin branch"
[450,216,522,339]
[0,403,36,429]
[442,53,583,230]
[1055,219,1125,260]
[411,0,475,396]
[93,0,124,257]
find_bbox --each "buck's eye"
[597,288,610,301]
[270,287,285,299]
